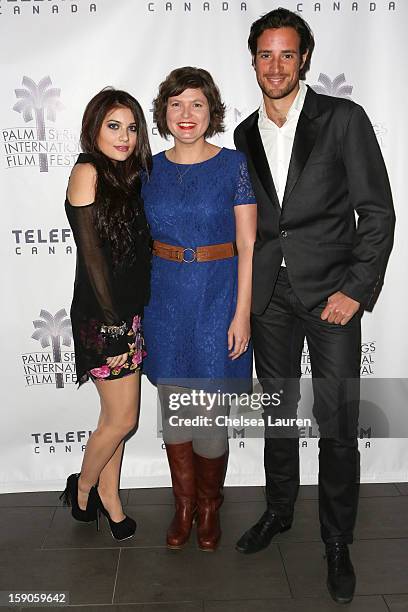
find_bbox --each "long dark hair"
[80,88,152,267]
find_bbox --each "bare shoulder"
[67,162,97,206]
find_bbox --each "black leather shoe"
[235,510,291,554]
[326,542,356,604]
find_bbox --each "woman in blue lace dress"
[142,67,257,551]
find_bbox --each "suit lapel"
[283,87,322,204]
[244,113,280,210]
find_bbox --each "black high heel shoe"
[94,487,136,541]
[59,473,98,524]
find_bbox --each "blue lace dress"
[141,148,256,391]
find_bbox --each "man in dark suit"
[234,8,395,604]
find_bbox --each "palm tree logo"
[32,309,72,389]
[312,73,353,99]
[13,76,63,173]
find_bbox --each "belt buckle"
[182,247,196,263]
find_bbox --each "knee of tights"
[192,437,228,459]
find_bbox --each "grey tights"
[158,384,228,459]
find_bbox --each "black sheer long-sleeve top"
[65,153,151,386]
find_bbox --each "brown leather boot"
[194,452,227,552]
[165,441,197,549]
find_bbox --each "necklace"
[175,162,194,184]
[169,148,205,184]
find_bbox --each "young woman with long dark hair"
[60,88,152,540]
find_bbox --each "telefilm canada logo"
[30,430,92,455]
[144,1,397,13]
[11,228,73,257]
[21,309,76,388]
[294,1,396,13]
[0,0,97,17]
[3,75,80,172]
[146,1,247,13]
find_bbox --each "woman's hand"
[230,202,256,361]
[106,352,128,369]
[228,314,250,360]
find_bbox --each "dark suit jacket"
[234,86,395,316]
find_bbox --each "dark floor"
[0,484,408,611]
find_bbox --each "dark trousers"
[252,268,361,544]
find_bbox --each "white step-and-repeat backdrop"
[1,0,406,492]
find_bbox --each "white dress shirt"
[258,80,307,266]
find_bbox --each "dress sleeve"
[72,203,131,356]
[233,155,257,206]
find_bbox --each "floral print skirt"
[88,315,146,382]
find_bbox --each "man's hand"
[321,291,360,325]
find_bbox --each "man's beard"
[258,76,299,101]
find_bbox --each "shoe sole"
[109,530,135,542]
[111,533,135,542]
[235,541,269,554]
[198,537,221,552]
[167,543,187,550]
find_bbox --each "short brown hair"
[248,8,315,80]
[153,67,226,139]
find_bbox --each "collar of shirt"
[258,80,307,129]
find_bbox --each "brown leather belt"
[153,240,237,263]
